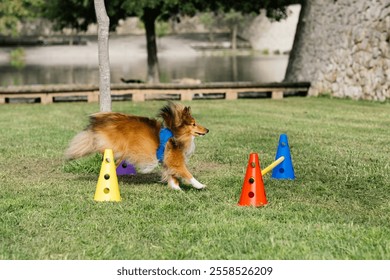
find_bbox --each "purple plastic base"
[116,160,136,176]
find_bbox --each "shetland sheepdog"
[65,102,209,190]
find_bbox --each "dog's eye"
[192,123,196,126]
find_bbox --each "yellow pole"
[261,156,285,176]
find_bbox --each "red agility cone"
[238,153,268,207]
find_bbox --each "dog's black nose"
[206,129,209,133]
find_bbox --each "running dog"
[65,102,209,190]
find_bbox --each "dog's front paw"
[190,177,206,189]
[168,178,182,191]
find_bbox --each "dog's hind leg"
[138,161,159,174]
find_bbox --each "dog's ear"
[183,106,191,116]
[158,102,185,129]
[158,103,175,128]
[182,106,194,125]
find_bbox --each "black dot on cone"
[249,177,255,184]
[122,162,127,168]
[104,174,110,180]
[279,168,285,174]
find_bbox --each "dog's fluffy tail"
[65,130,95,160]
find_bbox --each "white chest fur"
[185,136,196,160]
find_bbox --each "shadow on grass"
[119,173,206,192]
[118,173,161,185]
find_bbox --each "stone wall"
[285,0,390,101]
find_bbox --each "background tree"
[222,9,253,50]
[44,0,202,83]
[284,0,307,82]
[44,0,113,111]
[199,11,219,42]
[94,0,111,112]
[119,0,206,83]
[0,0,44,36]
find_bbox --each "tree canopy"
[0,0,44,36]
[43,0,300,32]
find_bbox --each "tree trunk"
[94,0,111,112]
[231,55,238,81]
[143,8,160,84]
[284,0,309,82]
[231,24,237,50]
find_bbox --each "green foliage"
[199,11,219,41]
[264,0,302,21]
[155,20,170,38]
[199,11,215,28]
[42,0,301,32]
[210,0,301,20]
[43,0,99,31]
[0,0,44,36]
[0,98,390,259]
[9,47,26,69]
[43,0,203,31]
[222,9,244,27]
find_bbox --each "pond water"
[0,38,288,86]
[0,51,289,86]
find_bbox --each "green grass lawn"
[0,97,389,260]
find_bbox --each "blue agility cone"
[116,160,136,176]
[271,134,295,179]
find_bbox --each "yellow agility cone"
[94,149,121,202]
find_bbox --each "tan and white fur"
[65,102,209,190]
